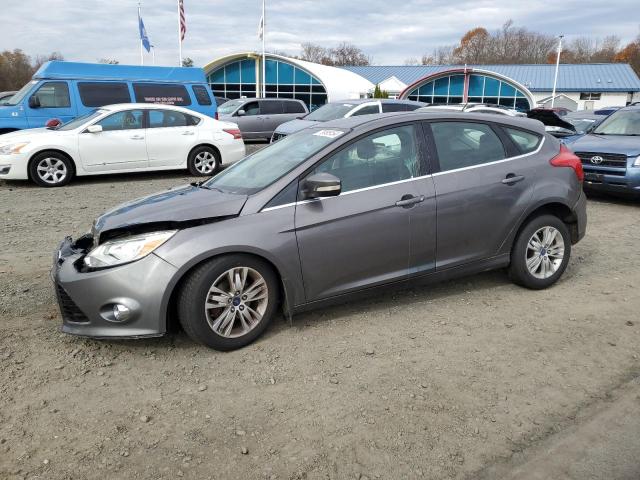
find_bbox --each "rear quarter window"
[78,82,131,107]
[192,85,212,106]
[133,83,191,106]
[505,128,541,154]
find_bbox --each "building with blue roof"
[204,52,640,111]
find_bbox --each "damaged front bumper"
[51,236,178,339]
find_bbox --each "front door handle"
[395,194,425,208]
[181,131,195,136]
[502,174,525,185]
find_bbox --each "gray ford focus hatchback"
[52,112,587,350]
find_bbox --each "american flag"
[178,0,186,41]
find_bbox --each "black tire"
[509,214,572,290]
[187,146,220,176]
[177,255,279,350]
[29,151,74,187]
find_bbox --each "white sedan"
[0,103,246,187]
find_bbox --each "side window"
[241,102,260,116]
[430,121,505,172]
[309,124,420,193]
[78,82,131,107]
[283,101,306,114]
[260,101,283,115]
[351,104,380,116]
[504,128,541,154]
[32,82,70,108]
[148,109,193,128]
[132,83,191,106]
[192,85,212,106]
[97,110,144,131]
[381,103,408,113]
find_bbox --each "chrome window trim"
[261,133,545,212]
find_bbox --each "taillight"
[550,144,583,182]
[223,128,242,140]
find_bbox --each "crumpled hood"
[568,134,640,156]
[274,119,320,135]
[93,184,248,239]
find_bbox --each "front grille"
[575,152,628,168]
[55,284,89,323]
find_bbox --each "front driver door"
[79,109,148,171]
[234,101,262,139]
[295,123,433,301]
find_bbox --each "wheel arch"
[27,148,78,180]
[188,143,221,160]
[163,249,292,333]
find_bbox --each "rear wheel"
[187,146,220,176]
[509,214,571,289]
[29,152,74,187]
[177,255,279,350]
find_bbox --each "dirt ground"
[1,156,639,479]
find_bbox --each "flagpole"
[551,35,563,108]
[138,2,144,66]
[151,46,155,65]
[177,0,183,66]
[261,0,266,98]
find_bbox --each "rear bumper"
[220,139,246,166]
[51,237,177,338]
[573,189,587,244]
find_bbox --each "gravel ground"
[1,151,639,479]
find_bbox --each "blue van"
[0,61,217,134]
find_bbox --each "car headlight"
[633,155,640,167]
[0,142,30,155]
[84,230,177,268]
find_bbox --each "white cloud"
[1,0,638,67]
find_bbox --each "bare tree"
[404,57,420,66]
[300,43,332,64]
[32,51,64,70]
[421,46,454,64]
[299,42,371,66]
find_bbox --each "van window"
[32,82,70,108]
[78,82,131,107]
[132,83,191,106]
[242,102,261,116]
[351,104,380,116]
[283,101,306,114]
[148,109,200,128]
[192,85,212,106]
[430,121,506,172]
[97,110,144,131]
[260,101,283,115]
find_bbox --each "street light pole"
[551,35,563,108]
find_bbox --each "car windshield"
[218,99,245,115]
[203,128,346,195]
[593,109,640,135]
[304,103,355,121]
[57,110,105,131]
[3,81,37,106]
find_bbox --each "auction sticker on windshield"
[313,130,344,139]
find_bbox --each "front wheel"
[509,214,571,290]
[177,255,279,350]
[29,152,74,187]
[187,146,220,176]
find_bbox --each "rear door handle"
[130,135,144,140]
[502,174,525,185]
[395,195,425,207]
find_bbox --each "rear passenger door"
[258,100,284,136]
[426,121,541,269]
[145,109,199,168]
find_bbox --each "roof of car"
[318,111,547,135]
[99,103,204,114]
[228,97,304,103]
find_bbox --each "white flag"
[258,15,264,40]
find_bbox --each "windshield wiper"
[191,181,225,193]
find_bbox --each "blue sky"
[2,0,639,66]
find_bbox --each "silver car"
[52,112,587,350]
[217,98,308,140]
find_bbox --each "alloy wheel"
[204,267,268,338]
[193,151,217,175]
[525,226,565,279]
[36,157,68,185]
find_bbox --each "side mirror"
[28,96,41,108]
[302,172,341,199]
[86,124,103,133]
[236,109,246,116]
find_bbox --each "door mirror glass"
[236,109,246,116]
[28,96,41,108]
[86,124,103,133]
[302,172,341,199]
